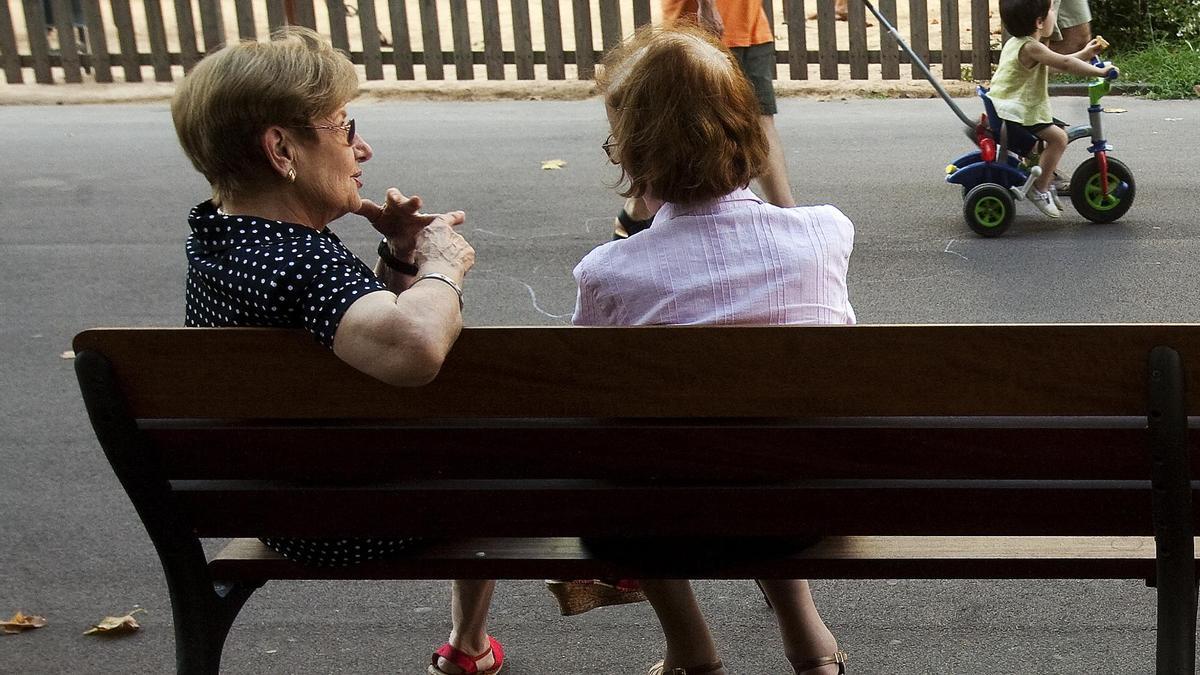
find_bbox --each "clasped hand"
[356,187,475,280]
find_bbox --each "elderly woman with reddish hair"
[571,23,854,675]
[172,27,500,675]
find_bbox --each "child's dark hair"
[1000,0,1051,37]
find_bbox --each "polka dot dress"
[184,200,418,566]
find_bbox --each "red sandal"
[428,635,505,675]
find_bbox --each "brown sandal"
[647,659,724,675]
[794,649,848,674]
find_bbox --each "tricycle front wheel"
[1071,156,1135,224]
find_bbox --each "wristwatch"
[377,239,419,276]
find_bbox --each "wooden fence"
[0,0,1000,85]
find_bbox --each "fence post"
[418,0,444,80]
[265,0,285,32]
[970,0,991,80]
[879,0,898,79]
[816,0,837,80]
[0,0,22,83]
[82,0,112,80]
[20,0,53,83]
[387,0,415,79]
[233,0,256,39]
[571,0,594,79]
[783,0,807,80]
[511,0,535,79]
[847,0,868,79]
[143,0,173,81]
[598,0,620,50]
[51,0,82,82]
[326,0,349,50]
[448,0,472,79]
[359,0,384,80]
[632,0,650,28]
[908,0,928,79]
[197,0,226,52]
[940,0,960,79]
[481,0,504,79]
[541,0,565,79]
[109,0,142,81]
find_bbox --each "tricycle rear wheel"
[964,183,1015,237]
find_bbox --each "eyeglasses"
[601,133,618,163]
[299,118,356,145]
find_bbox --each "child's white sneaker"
[1028,186,1062,218]
[1050,185,1065,211]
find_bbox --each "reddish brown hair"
[598,21,769,205]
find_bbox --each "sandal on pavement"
[428,635,505,675]
[613,208,653,240]
[794,649,848,674]
[648,659,724,675]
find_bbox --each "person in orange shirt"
[613,0,797,239]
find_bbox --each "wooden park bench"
[73,325,1200,674]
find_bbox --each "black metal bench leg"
[1147,346,1195,675]
[174,581,261,675]
[76,350,264,674]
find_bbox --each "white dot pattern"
[183,200,415,566]
[184,200,386,349]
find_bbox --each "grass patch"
[1052,40,1200,99]
[1113,40,1200,99]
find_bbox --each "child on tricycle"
[989,0,1118,218]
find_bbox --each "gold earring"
[287,167,297,183]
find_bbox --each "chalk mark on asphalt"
[944,239,969,261]
[474,269,573,320]
[472,227,578,240]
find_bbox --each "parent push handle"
[859,0,977,130]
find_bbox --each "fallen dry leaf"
[60,350,75,360]
[930,18,939,24]
[541,159,567,170]
[83,608,143,636]
[2,611,47,634]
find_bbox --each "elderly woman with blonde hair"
[571,22,854,675]
[172,27,501,675]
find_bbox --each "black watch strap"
[377,239,419,276]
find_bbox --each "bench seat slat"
[146,424,1199,482]
[173,479,1166,537]
[209,536,1186,581]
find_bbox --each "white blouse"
[572,188,856,327]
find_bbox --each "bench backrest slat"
[144,423,1198,482]
[74,325,1200,419]
[171,478,1159,538]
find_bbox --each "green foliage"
[1111,40,1200,99]
[1091,0,1200,48]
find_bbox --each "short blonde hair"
[171,27,358,204]
[598,22,769,205]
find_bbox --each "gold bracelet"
[414,272,464,310]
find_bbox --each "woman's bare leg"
[435,580,497,674]
[640,579,728,673]
[757,579,840,674]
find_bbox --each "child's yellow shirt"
[987,36,1053,126]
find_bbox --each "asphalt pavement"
[2,96,1199,673]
